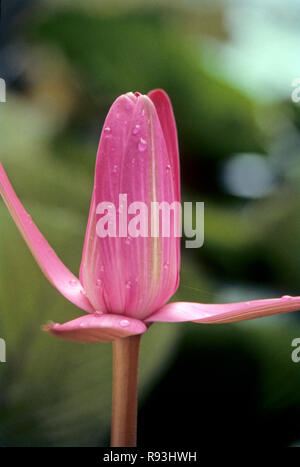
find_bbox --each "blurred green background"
[1,0,300,447]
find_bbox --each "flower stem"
[111,334,141,447]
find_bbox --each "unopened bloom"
[0,89,300,342]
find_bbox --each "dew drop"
[132,124,140,135]
[138,138,147,152]
[94,310,103,316]
[125,237,132,245]
[201,311,210,318]
[125,280,132,289]
[100,265,105,272]
[80,289,87,297]
[104,127,111,134]
[281,295,292,300]
[69,279,77,287]
[163,262,169,270]
[96,279,102,287]
[113,164,118,173]
[166,164,171,172]
[120,319,130,327]
[26,214,33,225]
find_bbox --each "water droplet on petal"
[94,310,103,316]
[104,127,111,134]
[69,279,77,287]
[163,262,169,270]
[166,164,171,172]
[120,319,130,327]
[125,280,132,289]
[281,295,292,300]
[100,265,105,272]
[132,124,140,135]
[138,138,147,152]
[26,214,33,225]
[96,279,102,287]
[80,289,87,297]
[201,311,211,318]
[113,164,118,173]
[125,237,131,245]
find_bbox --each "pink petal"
[43,313,147,343]
[148,89,180,202]
[79,190,107,312]
[80,92,181,320]
[146,296,300,323]
[0,164,94,314]
[148,88,181,282]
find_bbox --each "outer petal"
[148,89,180,202]
[0,164,94,314]
[43,313,147,343]
[146,296,300,324]
[148,89,181,283]
[80,92,180,320]
[79,190,107,312]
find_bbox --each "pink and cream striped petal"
[146,296,300,324]
[43,313,147,343]
[148,89,181,203]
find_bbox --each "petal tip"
[41,321,56,333]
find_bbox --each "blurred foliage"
[1,0,300,447]
[28,9,263,163]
